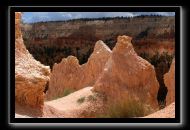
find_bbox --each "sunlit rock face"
[46,40,111,100]
[93,35,159,109]
[164,58,175,105]
[15,12,50,115]
[82,40,112,87]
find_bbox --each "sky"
[22,12,175,23]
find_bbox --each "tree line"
[27,15,171,24]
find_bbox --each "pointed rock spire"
[93,35,159,109]
[46,40,111,100]
[164,58,175,105]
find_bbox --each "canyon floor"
[15,87,175,118]
[16,87,104,118]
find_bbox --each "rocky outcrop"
[93,35,159,109]
[82,41,112,87]
[46,40,111,100]
[46,56,81,100]
[164,58,175,105]
[15,12,50,115]
[15,12,22,39]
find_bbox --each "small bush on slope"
[87,95,97,102]
[62,88,75,97]
[96,95,152,118]
[51,88,75,100]
[77,97,86,104]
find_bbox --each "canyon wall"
[15,12,50,116]
[21,16,175,68]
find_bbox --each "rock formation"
[164,58,175,105]
[15,12,50,115]
[93,35,160,109]
[46,56,82,100]
[82,41,112,87]
[46,40,111,100]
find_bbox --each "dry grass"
[77,96,86,104]
[52,88,75,100]
[62,88,75,97]
[96,95,152,118]
[87,95,97,102]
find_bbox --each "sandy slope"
[16,87,103,118]
[44,87,100,118]
[144,102,175,118]
[15,87,175,118]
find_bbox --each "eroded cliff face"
[93,36,160,109]
[46,40,111,100]
[15,12,50,116]
[21,16,175,68]
[164,58,175,105]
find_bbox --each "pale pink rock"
[46,40,111,100]
[164,58,175,105]
[15,12,50,114]
[93,35,159,109]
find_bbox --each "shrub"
[159,100,166,109]
[62,88,75,97]
[77,97,86,104]
[51,88,75,100]
[87,95,97,102]
[96,96,151,118]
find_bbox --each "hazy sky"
[22,12,175,23]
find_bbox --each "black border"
[10,6,180,124]
[7,0,187,6]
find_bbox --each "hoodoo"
[164,58,175,105]
[15,12,50,116]
[93,35,160,109]
[46,40,111,100]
